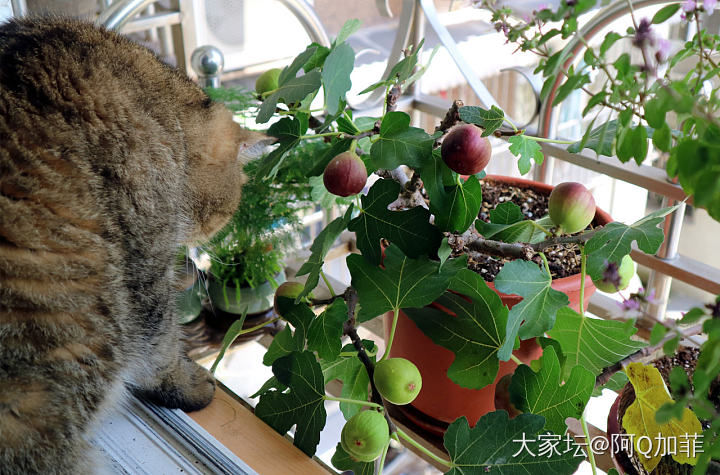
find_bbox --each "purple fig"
[323,151,367,197]
[441,124,492,175]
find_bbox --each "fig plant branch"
[340,287,398,436]
[595,322,705,387]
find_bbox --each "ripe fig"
[374,358,422,405]
[494,374,521,418]
[255,68,281,95]
[340,410,389,462]
[441,124,492,175]
[593,255,635,293]
[323,151,367,197]
[548,182,596,234]
[273,281,305,316]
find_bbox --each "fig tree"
[373,358,422,405]
[593,255,634,292]
[340,410,389,462]
[323,151,367,197]
[441,124,492,175]
[273,281,304,316]
[255,68,281,95]
[548,182,596,234]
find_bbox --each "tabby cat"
[0,18,266,473]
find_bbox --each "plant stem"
[457,227,601,261]
[377,442,390,475]
[321,270,337,297]
[240,316,280,335]
[299,131,343,140]
[298,129,376,141]
[580,410,598,475]
[381,308,400,362]
[594,322,704,387]
[504,115,519,132]
[350,139,358,153]
[510,354,523,366]
[579,246,587,317]
[531,221,553,237]
[539,252,551,276]
[525,135,575,145]
[324,396,384,409]
[396,428,454,468]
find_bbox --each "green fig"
[373,358,422,405]
[340,410,389,462]
[273,281,304,316]
[593,255,635,292]
[255,68,281,95]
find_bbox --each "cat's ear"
[236,129,276,162]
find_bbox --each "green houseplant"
[203,141,317,316]
[209,9,720,474]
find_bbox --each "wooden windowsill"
[187,383,331,475]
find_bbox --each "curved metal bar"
[277,0,331,47]
[348,0,417,110]
[98,0,331,50]
[96,0,156,30]
[500,66,542,128]
[376,0,394,18]
[419,0,505,116]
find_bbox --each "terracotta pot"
[383,175,613,435]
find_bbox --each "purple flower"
[633,18,655,47]
[619,287,657,313]
[655,38,672,63]
[706,0,717,11]
[601,260,622,289]
[682,0,697,12]
[495,21,510,35]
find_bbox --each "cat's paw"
[134,357,215,412]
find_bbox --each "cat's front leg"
[130,327,216,412]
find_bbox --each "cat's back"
[0,19,193,472]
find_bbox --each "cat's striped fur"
[0,18,262,473]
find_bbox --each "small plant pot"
[206,269,286,316]
[176,282,204,324]
[175,258,204,325]
[606,348,719,474]
[384,175,612,436]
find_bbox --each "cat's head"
[184,103,270,245]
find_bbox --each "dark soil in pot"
[609,347,720,474]
[448,176,605,281]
